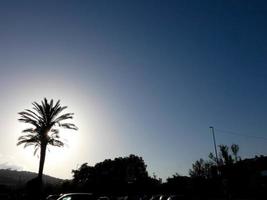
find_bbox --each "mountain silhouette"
[0,169,63,187]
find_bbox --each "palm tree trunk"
[38,143,47,180]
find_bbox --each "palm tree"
[231,144,240,162]
[17,98,78,181]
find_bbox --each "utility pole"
[210,126,219,166]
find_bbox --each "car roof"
[58,193,94,199]
[61,193,93,195]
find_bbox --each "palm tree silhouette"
[17,98,78,181]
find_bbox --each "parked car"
[46,194,61,200]
[97,196,110,200]
[159,195,168,200]
[149,195,161,200]
[166,195,186,200]
[57,193,94,200]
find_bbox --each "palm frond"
[49,99,54,110]
[48,139,64,147]
[50,100,61,119]
[17,137,40,146]
[52,106,68,122]
[24,142,40,148]
[50,128,59,135]
[18,134,36,140]
[59,123,78,130]
[18,98,77,158]
[32,101,46,123]
[42,98,50,123]
[54,113,74,123]
[33,144,40,156]
[25,109,43,121]
[19,111,40,122]
[18,116,40,128]
[22,128,36,133]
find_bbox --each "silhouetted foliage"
[1,152,267,199]
[231,144,240,163]
[189,144,241,179]
[188,159,213,179]
[209,144,240,166]
[165,173,191,194]
[71,155,159,195]
[188,144,267,198]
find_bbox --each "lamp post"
[210,126,219,166]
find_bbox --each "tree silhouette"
[231,144,240,162]
[209,144,240,166]
[71,154,151,194]
[17,98,78,182]
[219,145,233,165]
[189,158,213,178]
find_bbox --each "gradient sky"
[0,0,267,180]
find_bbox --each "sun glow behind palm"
[17,98,79,180]
[13,90,99,179]
[19,125,79,161]
[16,114,83,178]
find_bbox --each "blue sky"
[0,0,267,180]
